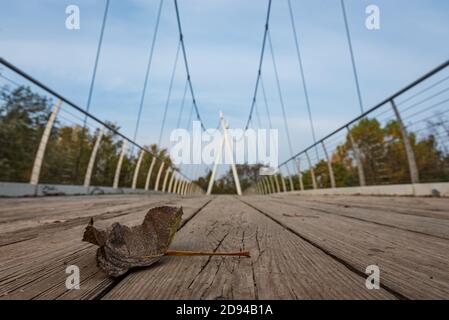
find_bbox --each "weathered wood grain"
[0,196,211,300]
[242,195,449,299]
[268,195,449,239]
[103,196,393,300]
[0,193,447,300]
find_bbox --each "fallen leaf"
[83,206,250,277]
[83,206,182,277]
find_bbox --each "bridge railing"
[257,59,449,195]
[0,57,203,197]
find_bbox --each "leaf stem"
[165,250,250,257]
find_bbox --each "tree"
[0,86,52,182]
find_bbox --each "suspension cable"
[287,0,317,147]
[174,0,207,131]
[186,101,194,130]
[260,75,273,129]
[267,30,295,158]
[158,40,181,146]
[244,0,272,130]
[133,0,164,142]
[84,0,110,120]
[176,77,189,128]
[76,0,110,178]
[254,101,262,128]
[341,0,364,114]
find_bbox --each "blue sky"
[1,0,449,179]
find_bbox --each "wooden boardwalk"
[0,193,448,300]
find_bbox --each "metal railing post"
[180,180,185,195]
[391,99,420,184]
[279,174,287,193]
[154,161,165,191]
[284,164,295,191]
[84,127,104,188]
[131,149,145,189]
[113,140,127,189]
[265,178,271,194]
[30,99,62,185]
[258,181,262,194]
[173,177,180,194]
[264,177,271,194]
[162,167,171,193]
[176,179,183,195]
[305,151,317,189]
[168,170,175,193]
[347,126,366,186]
[295,158,304,191]
[269,175,278,193]
[321,141,336,188]
[144,157,156,191]
[272,174,280,193]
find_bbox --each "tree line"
[1,85,448,193]
[0,85,174,188]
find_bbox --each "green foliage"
[0,86,174,187]
[197,118,449,193]
[1,86,448,190]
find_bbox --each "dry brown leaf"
[83,206,249,277]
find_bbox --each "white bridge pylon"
[206,112,242,196]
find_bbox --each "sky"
[1,0,449,179]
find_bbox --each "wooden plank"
[0,194,175,231]
[242,195,449,299]
[0,195,211,300]
[0,195,175,246]
[268,195,449,240]
[103,196,393,300]
[273,194,449,220]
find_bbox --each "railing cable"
[341,0,364,114]
[158,40,181,146]
[133,0,164,143]
[244,0,272,130]
[287,0,318,156]
[174,0,207,131]
[267,30,295,158]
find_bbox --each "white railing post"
[279,174,287,192]
[295,158,304,191]
[144,157,157,190]
[154,161,165,192]
[305,150,317,189]
[263,178,271,194]
[162,167,171,193]
[30,99,62,185]
[177,179,184,195]
[168,170,176,193]
[273,174,281,193]
[113,140,127,189]
[173,176,180,194]
[284,164,295,191]
[84,127,104,188]
[322,141,336,188]
[347,127,366,187]
[391,99,420,184]
[132,149,145,190]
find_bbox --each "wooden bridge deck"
[0,193,448,300]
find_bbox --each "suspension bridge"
[0,0,449,300]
